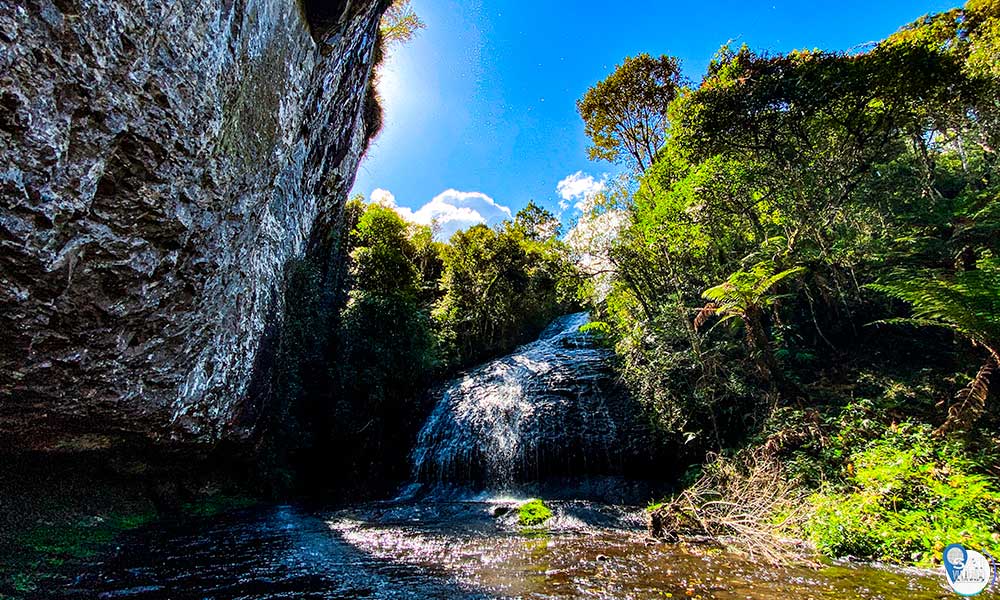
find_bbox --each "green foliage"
[606,298,758,448]
[265,189,578,493]
[518,499,554,527]
[577,53,683,172]
[806,423,1000,565]
[576,0,1000,454]
[433,205,578,369]
[869,257,1000,356]
[349,204,421,297]
[868,255,1000,432]
[332,203,439,478]
[697,262,805,387]
[571,1,1000,565]
[380,0,425,49]
[364,70,384,144]
[700,263,805,327]
[266,194,580,489]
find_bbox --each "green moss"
[1,494,259,598]
[16,511,155,560]
[10,573,37,593]
[1,509,157,598]
[518,499,553,527]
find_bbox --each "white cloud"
[368,188,511,240]
[557,171,607,212]
[371,188,397,207]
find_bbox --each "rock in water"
[411,313,659,487]
[0,0,386,449]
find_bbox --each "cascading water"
[410,313,659,491]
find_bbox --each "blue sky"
[351,0,961,238]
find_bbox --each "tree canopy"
[577,53,683,172]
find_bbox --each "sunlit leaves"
[380,0,425,49]
[577,54,684,172]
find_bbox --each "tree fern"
[701,263,807,324]
[697,261,806,391]
[868,257,1000,433]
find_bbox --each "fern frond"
[754,267,806,299]
[702,282,736,303]
[869,263,1000,434]
[869,317,966,330]
[938,356,997,436]
[867,267,1000,348]
[694,303,719,331]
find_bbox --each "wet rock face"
[411,314,661,487]
[0,0,385,448]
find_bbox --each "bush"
[805,423,1000,565]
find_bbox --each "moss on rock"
[518,499,553,527]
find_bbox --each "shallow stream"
[59,498,954,600]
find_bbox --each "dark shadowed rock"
[0,0,387,450]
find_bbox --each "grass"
[518,499,553,527]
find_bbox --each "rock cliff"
[0,0,386,450]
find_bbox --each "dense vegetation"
[269,0,999,568]
[264,198,578,494]
[574,0,1000,565]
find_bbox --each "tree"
[433,222,577,369]
[697,262,806,388]
[511,201,561,241]
[381,0,426,48]
[577,53,683,172]
[335,204,438,473]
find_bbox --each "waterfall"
[410,313,657,490]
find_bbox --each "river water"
[61,498,953,600]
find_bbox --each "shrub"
[805,423,1000,565]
